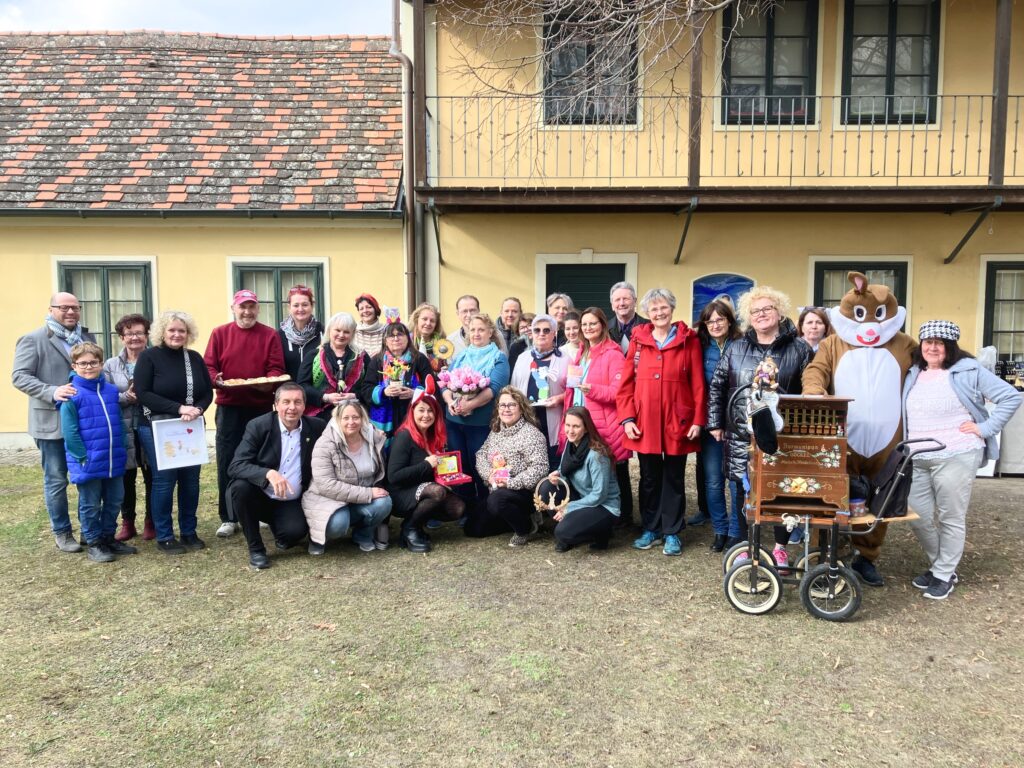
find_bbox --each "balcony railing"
[426,94,1024,188]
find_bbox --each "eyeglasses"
[497,402,519,410]
[74,360,101,368]
[749,306,777,318]
[534,328,553,335]
[51,305,81,313]
[121,331,147,338]
[704,318,727,327]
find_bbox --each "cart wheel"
[722,542,776,574]
[799,563,862,622]
[724,561,783,615]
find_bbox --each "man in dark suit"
[607,281,650,353]
[11,292,96,553]
[227,383,326,569]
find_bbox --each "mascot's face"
[828,271,907,348]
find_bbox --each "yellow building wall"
[1,217,403,440]
[435,210,1022,348]
[430,0,1024,187]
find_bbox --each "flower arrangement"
[438,365,490,402]
[381,358,410,384]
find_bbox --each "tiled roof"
[0,32,403,213]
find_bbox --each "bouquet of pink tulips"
[438,366,491,404]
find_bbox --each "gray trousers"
[908,448,983,581]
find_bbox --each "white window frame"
[534,249,638,313]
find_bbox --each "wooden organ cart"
[722,394,924,621]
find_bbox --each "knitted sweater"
[474,418,549,491]
[203,321,285,408]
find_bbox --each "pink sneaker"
[773,546,790,575]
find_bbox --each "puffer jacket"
[706,318,812,480]
[562,340,630,462]
[60,373,127,483]
[302,418,388,545]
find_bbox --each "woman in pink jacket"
[563,307,633,524]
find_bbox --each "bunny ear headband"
[411,376,438,406]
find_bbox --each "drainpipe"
[390,0,417,314]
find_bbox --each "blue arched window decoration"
[692,273,754,325]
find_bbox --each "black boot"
[710,534,727,553]
[401,525,430,553]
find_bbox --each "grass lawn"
[1,463,1022,767]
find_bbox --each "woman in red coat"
[616,288,705,556]
[563,307,633,523]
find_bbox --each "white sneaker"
[216,522,239,538]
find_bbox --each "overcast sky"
[0,0,393,36]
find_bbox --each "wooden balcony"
[422,94,1024,211]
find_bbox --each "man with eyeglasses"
[12,292,96,553]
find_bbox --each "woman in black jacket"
[386,385,465,552]
[277,285,324,382]
[356,322,435,442]
[706,287,812,566]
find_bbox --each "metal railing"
[426,94,1023,187]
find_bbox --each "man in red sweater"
[204,290,286,536]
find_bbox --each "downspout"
[390,0,417,314]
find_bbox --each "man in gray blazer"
[12,292,96,552]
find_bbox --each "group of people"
[12,279,1021,600]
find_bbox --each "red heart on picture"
[186,428,193,434]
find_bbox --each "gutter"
[390,0,418,313]
[0,207,404,220]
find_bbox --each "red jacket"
[616,321,705,456]
[562,339,630,462]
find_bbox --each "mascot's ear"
[848,271,868,295]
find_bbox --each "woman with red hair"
[386,383,465,552]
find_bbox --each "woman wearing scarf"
[298,312,368,421]
[277,285,323,382]
[510,313,569,469]
[356,322,435,441]
[353,293,385,357]
[562,307,632,523]
[549,406,621,552]
[440,313,511,502]
[409,302,447,372]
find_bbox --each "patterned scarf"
[45,316,84,347]
[308,345,365,417]
[280,316,320,347]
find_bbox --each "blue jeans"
[700,434,730,535]
[728,478,748,540]
[325,496,393,546]
[137,425,202,542]
[36,438,71,534]
[76,476,125,544]
[445,420,490,500]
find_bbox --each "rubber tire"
[724,561,783,615]
[795,552,848,591]
[799,563,862,622]
[722,541,777,574]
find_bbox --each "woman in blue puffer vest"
[60,342,130,563]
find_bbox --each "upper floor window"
[543,9,639,126]
[842,0,940,125]
[722,1,819,125]
[59,262,153,355]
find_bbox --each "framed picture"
[151,417,210,471]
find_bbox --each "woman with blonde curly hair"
[134,310,214,554]
[705,286,812,566]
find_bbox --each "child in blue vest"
[61,342,132,563]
